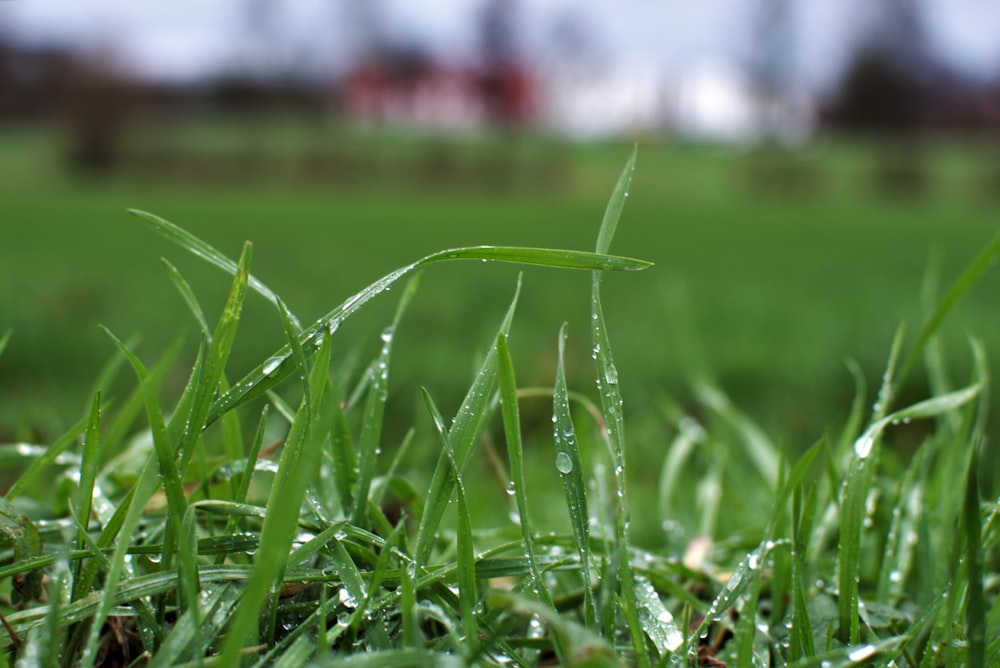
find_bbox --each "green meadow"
[0,126,998,665]
[5,128,999,447]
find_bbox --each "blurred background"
[3,0,1000,473]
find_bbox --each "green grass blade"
[217,328,332,663]
[421,388,478,657]
[276,296,310,409]
[553,323,596,628]
[789,485,817,661]
[313,648,465,667]
[72,393,102,598]
[178,241,252,470]
[161,258,211,340]
[129,208,300,327]
[633,574,683,657]
[425,245,651,272]
[0,329,10,358]
[896,229,1000,388]
[102,330,198,605]
[871,323,906,423]
[414,276,521,566]
[352,275,419,526]
[590,147,646,666]
[209,245,647,424]
[80,448,166,667]
[596,144,637,255]
[496,334,557,621]
[964,439,986,668]
[695,381,780,486]
[4,416,87,502]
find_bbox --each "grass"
[0,146,997,666]
[4,127,1000,451]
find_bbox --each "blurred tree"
[826,0,940,133]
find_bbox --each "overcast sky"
[2,0,999,91]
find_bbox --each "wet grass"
[0,150,997,666]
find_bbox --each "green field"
[4,125,998,449]
[1,126,998,665]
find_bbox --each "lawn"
[3,126,999,448]
[0,125,998,665]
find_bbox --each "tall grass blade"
[72,393,102,598]
[964,439,986,668]
[208,246,647,423]
[896,229,1000,387]
[591,147,647,665]
[422,388,479,657]
[217,330,332,664]
[129,208,300,326]
[102,330,200,614]
[496,334,564,659]
[161,258,211,340]
[596,144,637,255]
[352,275,419,526]
[553,323,596,628]
[414,277,521,566]
[178,241,252,471]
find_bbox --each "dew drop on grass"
[555,452,573,474]
[853,432,875,458]
[338,588,357,609]
[604,363,619,385]
[847,644,876,662]
[262,356,284,376]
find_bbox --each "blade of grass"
[208,246,648,424]
[352,275,419,526]
[591,146,647,666]
[4,417,88,502]
[414,276,521,566]
[422,388,479,658]
[496,336,561,654]
[72,394,102,599]
[963,438,986,668]
[161,258,211,340]
[895,230,1000,388]
[789,485,817,661]
[129,208,300,327]
[216,329,332,664]
[103,330,199,613]
[177,241,252,471]
[553,323,596,628]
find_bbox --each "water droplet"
[748,553,760,570]
[847,644,876,662]
[338,588,357,609]
[555,452,573,474]
[889,570,903,583]
[604,363,619,385]
[505,481,516,496]
[380,330,392,342]
[853,432,874,458]
[262,356,284,376]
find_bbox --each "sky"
[2,0,1000,92]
